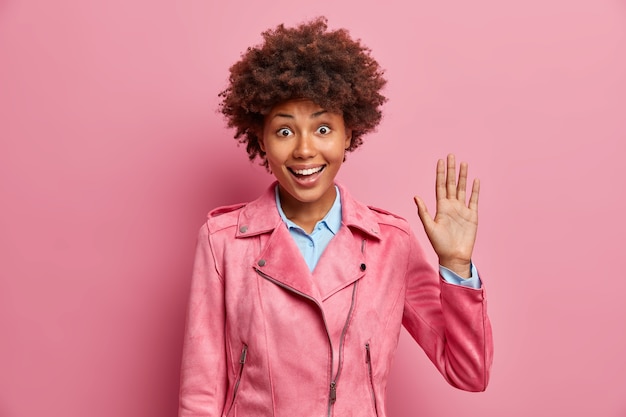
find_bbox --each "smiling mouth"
[288,166,325,177]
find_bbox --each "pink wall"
[1,0,625,416]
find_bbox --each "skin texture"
[261,100,480,278]
[259,99,351,233]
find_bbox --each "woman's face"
[260,98,352,217]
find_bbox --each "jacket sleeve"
[401,229,493,391]
[179,223,228,416]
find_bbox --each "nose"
[292,132,316,159]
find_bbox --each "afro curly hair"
[218,16,387,168]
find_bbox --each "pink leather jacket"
[179,183,493,417]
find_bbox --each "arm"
[402,233,492,391]
[179,224,228,417]
[404,154,493,390]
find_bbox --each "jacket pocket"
[225,343,248,417]
[365,343,379,417]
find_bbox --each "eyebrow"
[272,110,328,120]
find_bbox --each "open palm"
[414,154,479,278]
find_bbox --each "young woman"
[179,17,493,417]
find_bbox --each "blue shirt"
[275,186,481,289]
[275,186,342,271]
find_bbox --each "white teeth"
[292,166,324,176]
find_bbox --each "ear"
[258,131,266,152]
[344,129,352,149]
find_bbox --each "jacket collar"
[235,182,381,240]
[236,182,382,301]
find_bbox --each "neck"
[278,186,336,234]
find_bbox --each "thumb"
[414,196,434,231]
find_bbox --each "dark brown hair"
[219,17,387,167]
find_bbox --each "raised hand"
[413,154,479,278]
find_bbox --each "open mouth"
[288,165,325,178]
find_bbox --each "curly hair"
[219,17,387,168]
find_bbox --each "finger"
[446,154,457,199]
[468,178,480,211]
[457,161,468,204]
[414,196,435,231]
[435,158,446,202]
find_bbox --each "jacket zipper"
[225,344,248,416]
[255,268,358,417]
[365,343,378,416]
[327,281,358,416]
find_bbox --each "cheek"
[328,143,348,162]
[264,145,289,169]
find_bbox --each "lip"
[287,164,326,187]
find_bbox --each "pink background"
[1,0,625,416]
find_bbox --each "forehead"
[268,98,323,115]
[266,98,344,120]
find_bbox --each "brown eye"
[277,128,292,137]
[316,125,331,135]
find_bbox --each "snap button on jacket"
[179,183,493,417]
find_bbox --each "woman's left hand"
[413,154,479,278]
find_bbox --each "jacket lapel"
[235,182,384,303]
[236,184,321,301]
[312,226,366,301]
[254,224,322,302]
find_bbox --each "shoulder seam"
[205,203,247,234]
[366,205,411,234]
[203,222,225,283]
[207,202,247,218]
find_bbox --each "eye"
[316,125,331,135]
[277,128,293,137]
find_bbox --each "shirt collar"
[274,185,342,235]
[235,181,380,240]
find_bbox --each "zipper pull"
[329,381,337,404]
